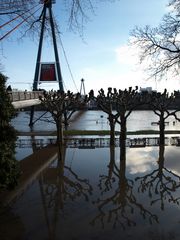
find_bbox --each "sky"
[1,0,177,94]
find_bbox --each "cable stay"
[50,12,78,93]
[0,5,42,41]
[0,3,40,29]
[0,2,39,16]
[57,33,79,93]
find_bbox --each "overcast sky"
[1,0,175,94]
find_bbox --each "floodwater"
[11,110,180,132]
[0,110,180,239]
[0,145,180,240]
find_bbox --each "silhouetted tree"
[131,0,180,79]
[113,87,141,159]
[0,73,20,190]
[90,87,142,147]
[149,90,180,145]
[89,88,119,146]
[39,90,87,144]
[135,144,180,210]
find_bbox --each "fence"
[16,136,180,149]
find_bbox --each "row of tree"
[1,70,180,192]
[40,87,180,150]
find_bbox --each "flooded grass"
[17,129,180,136]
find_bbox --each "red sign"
[39,63,57,82]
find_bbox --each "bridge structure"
[29,0,64,126]
[3,0,85,123]
[9,89,88,110]
[9,91,44,109]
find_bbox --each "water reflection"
[135,144,180,210]
[91,146,158,229]
[0,208,25,240]
[1,140,180,239]
[38,144,93,239]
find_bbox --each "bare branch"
[130,7,180,79]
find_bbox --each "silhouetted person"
[7,85,12,91]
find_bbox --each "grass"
[64,129,180,136]
[17,129,180,136]
[64,130,111,136]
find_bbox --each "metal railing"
[16,136,180,149]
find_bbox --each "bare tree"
[148,90,180,145]
[90,87,142,147]
[112,87,142,159]
[130,0,180,80]
[0,1,35,15]
[89,88,119,146]
[0,0,40,39]
[168,0,180,13]
[39,90,87,144]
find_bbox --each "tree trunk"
[64,110,69,130]
[109,115,115,146]
[159,113,165,146]
[56,117,64,145]
[120,114,127,162]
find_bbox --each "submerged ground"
[0,110,180,239]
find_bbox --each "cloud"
[126,147,157,174]
[75,42,180,94]
[79,66,147,94]
[115,43,140,66]
[115,42,180,93]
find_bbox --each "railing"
[16,136,180,149]
[8,91,44,102]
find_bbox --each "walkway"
[9,91,43,109]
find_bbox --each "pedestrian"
[7,85,12,91]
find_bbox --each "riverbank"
[17,129,180,136]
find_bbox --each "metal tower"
[29,0,63,126]
[80,78,86,96]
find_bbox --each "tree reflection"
[91,145,158,229]
[39,144,93,239]
[136,144,180,210]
